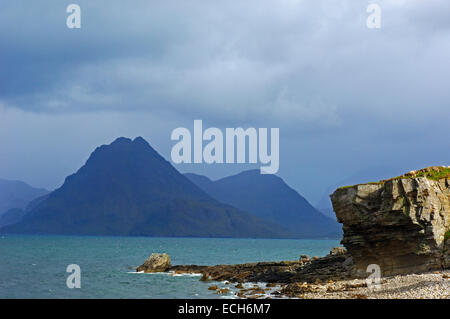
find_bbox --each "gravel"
[294,270,450,299]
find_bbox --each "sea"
[0,235,340,298]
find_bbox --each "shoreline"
[166,265,449,299]
[139,250,449,299]
[279,270,450,299]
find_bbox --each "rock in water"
[137,253,171,273]
[331,166,450,277]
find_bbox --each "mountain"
[0,208,27,228]
[1,137,292,238]
[0,194,50,228]
[185,170,341,238]
[0,179,49,216]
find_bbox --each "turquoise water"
[0,235,340,298]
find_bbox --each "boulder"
[136,253,171,273]
[299,254,309,263]
[331,166,450,277]
[329,247,347,256]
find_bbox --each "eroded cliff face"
[330,167,450,277]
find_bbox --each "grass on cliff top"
[337,166,450,190]
[445,229,450,243]
[408,167,450,181]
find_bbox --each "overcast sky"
[1,0,449,205]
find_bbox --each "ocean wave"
[170,272,202,277]
[126,270,202,277]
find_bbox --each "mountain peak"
[2,138,290,238]
[133,136,148,144]
[111,137,132,145]
[109,136,150,147]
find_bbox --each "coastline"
[165,262,449,299]
[138,247,449,299]
[285,270,449,299]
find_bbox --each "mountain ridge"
[185,170,342,238]
[0,178,49,219]
[1,137,292,238]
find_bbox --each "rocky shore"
[137,167,449,299]
[137,251,449,299]
[171,247,353,284]
[284,270,449,299]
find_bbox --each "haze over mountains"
[0,179,49,215]
[1,137,291,238]
[0,179,49,227]
[185,171,341,238]
[1,137,341,238]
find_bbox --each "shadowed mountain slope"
[1,137,292,238]
[185,170,341,238]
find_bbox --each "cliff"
[330,166,450,276]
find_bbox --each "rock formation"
[137,253,171,273]
[331,166,450,277]
[141,247,354,284]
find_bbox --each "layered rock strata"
[331,166,450,276]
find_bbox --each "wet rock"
[216,288,229,294]
[169,253,354,285]
[172,261,301,284]
[248,289,266,295]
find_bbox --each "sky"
[1,0,449,206]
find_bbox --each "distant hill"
[1,137,292,238]
[0,194,50,228]
[0,208,27,228]
[185,170,341,238]
[0,179,49,216]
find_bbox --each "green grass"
[337,166,450,190]
[389,167,450,182]
[415,167,450,181]
[445,229,450,243]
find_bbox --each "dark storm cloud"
[1,0,449,202]
[2,1,449,124]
